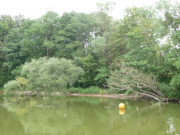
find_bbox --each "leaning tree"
[107,63,166,101]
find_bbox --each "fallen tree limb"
[107,63,166,101]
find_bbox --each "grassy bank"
[3,86,128,96]
[64,86,124,95]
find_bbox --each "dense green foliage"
[65,86,102,94]
[4,57,83,93]
[4,80,21,93]
[1,0,180,99]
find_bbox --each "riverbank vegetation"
[1,0,180,100]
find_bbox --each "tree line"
[0,0,179,99]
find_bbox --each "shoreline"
[65,93,143,99]
[1,91,180,102]
[0,91,143,99]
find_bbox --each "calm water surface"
[0,96,179,135]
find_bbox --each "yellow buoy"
[119,103,125,109]
[119,109,125,115]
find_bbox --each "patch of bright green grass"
[65,86,101,94]
[64,86,126,94]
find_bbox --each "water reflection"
[119,109,125,115]
[167,117,176,134]
[0,107,24,134]
[0,97,179,135]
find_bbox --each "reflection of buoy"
[119,103,125,109]
[119,109,125,115]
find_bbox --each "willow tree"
[4,57,84,92]
[22,57,84,91]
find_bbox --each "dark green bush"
[158,83,180,99]
[66,86,101,94]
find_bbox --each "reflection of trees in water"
[3,97,180,135]
[166,117,176,134]
[0,104,24,135]
[4,97,83,135]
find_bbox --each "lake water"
[0,96,179,135]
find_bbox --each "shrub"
[158,83,180,99]
[125,89,133,95]
[4,80,21,93]
[16,77,28,86]
[66,86,101,94]
[21,57,84,91]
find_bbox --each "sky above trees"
[0,0,160,19]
